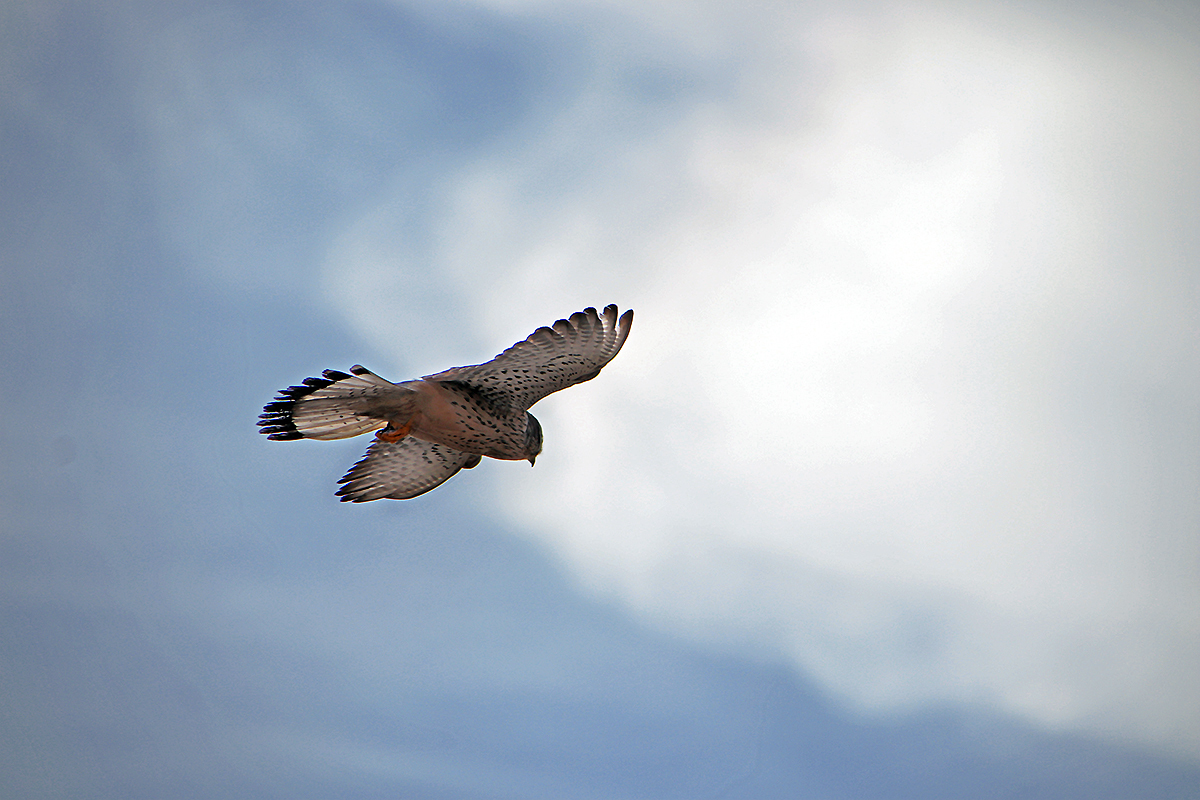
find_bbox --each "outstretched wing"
[259,365,406,441]
[335,437,482,502]
[424,305,633,412]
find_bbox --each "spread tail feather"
[258,365,409,441]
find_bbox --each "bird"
[259,305,633,501]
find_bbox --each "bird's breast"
[407,380,527,459]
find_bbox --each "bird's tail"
[259,365,408,441]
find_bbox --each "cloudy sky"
[3,0,1199,797]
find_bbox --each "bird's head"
[524,413,543,466]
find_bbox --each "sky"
[2,0,1199,798]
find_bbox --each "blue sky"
[2,1,1199,797]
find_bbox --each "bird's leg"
[375,417,414,443]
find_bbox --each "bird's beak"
[527,456,536,466]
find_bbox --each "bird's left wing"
[335,437,482,502]
[423,305,633,412]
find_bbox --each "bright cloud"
[329,2,1200,758]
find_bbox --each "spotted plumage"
[259,305,633,501]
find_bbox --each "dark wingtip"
[335,487,371,502]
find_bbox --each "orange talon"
[376,417,414,443]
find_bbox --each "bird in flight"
[259,305,633,501]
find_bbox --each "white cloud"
[329,2,1200,758]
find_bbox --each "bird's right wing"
[335,437,482,502]
[423,305,633,412]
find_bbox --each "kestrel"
[259,305,633,501]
